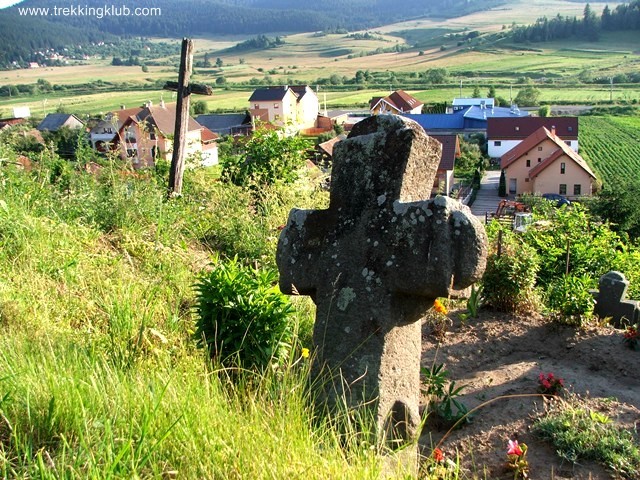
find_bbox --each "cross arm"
[163,81,213,96]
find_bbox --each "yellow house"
[248,85,319,128]
[501,126,596,198]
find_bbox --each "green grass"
[533,395,640,477]
[0,140,401,478]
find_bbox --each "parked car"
[542,193,571,207]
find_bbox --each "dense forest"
[512,1,640,43]
[0,0,504,67]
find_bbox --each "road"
[469,170,502,222]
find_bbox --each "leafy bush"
[195,256,295,371]
[482,228,540,313]
[221,127,309,188]
[546,274,595,325]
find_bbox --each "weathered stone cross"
[277,115,487,469]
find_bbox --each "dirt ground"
[418,310,640,480]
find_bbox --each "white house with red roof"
[369,90,423,115]
[500,126,595,198]
[488,117,578,158]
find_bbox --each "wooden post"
[164,38,212,198]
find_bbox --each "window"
[515,126,520,131]
[538,146,543,151]
[559,184,567,195]
[565,140,571,146]
[568,126,573,132]
[254,104,259,109]
[274,103,280,109]
[526,159,531,167]
[149,132,156,140]
[538,158,542,163]
[574,184,581,195]
[525,178,530,182]
[560,162,566,174]
[494,141,502,146]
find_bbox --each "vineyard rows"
[579,116,640,187]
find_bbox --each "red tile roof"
[369,90,423,112]
[200,127,219,143]
[430,134,459,171]
[501,126,595,178]
[488,117,578,140]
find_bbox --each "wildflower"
[434,299,448,315]
[432,448,445,462]
[538,372,564,395]
[301,347,310,358]
[507,439,523,457]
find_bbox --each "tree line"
[512,1,640,43]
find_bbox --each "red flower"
[432,448,445,462]
[507,440,523,456]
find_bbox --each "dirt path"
[419,311,640,479]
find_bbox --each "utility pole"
[459,79,462,98]
[610,77,613,103]
[163,38,212,197]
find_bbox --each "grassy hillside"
[0,138,409,478]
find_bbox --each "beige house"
[501,126,595,198]
[369,90,423,115]
[248,85,319,128]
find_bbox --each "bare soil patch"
[419,310,640,479]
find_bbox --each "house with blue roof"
[402,104,528,135]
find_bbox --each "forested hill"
[0,0,504,65]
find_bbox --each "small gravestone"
[592,271,640,328]
[277,115,487,472]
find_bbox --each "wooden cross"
[163,38,213,197]
[277,115,487,470]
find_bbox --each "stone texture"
[276,115,487,470]
[592,271,640,328]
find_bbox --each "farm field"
[579,115,640,186]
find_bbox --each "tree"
[590,178,640,239]
[514,85,541,106]
[215,57,224,68]
[499,169,507,197]
[192,101,208,115]
[141,64,149,73]
[472,85,481,98]
[538,105,551,117]
[487,85,496,99]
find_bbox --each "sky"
[0,0,23,9]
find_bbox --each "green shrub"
[194,256,295,371]
[482,229,540,313]
[546,274,595,325]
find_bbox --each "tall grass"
[0,144,390,478]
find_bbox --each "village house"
[451,97,495,112]
[488,116,579,158]
[369,90,423,115]
[36,113,84,132]
[248,85,319,129]
[500,126,595,198]
[195,113,252,136]
[430,134,460,196]
[90,106,143,152]
[99,101,217,168]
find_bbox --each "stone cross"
[591,271,640,328]
[276,115,487,469]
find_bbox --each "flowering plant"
[506,439,529,479]
[428,298,451,340]
[623,324,639,350]
[425,448,457,479]
[537,372,564,396]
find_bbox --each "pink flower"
[507,440,523,456]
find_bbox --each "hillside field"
[1,0,640,114]
[579,115,640,186]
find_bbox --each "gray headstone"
[277,115,487,471]
[593,271,640,328]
